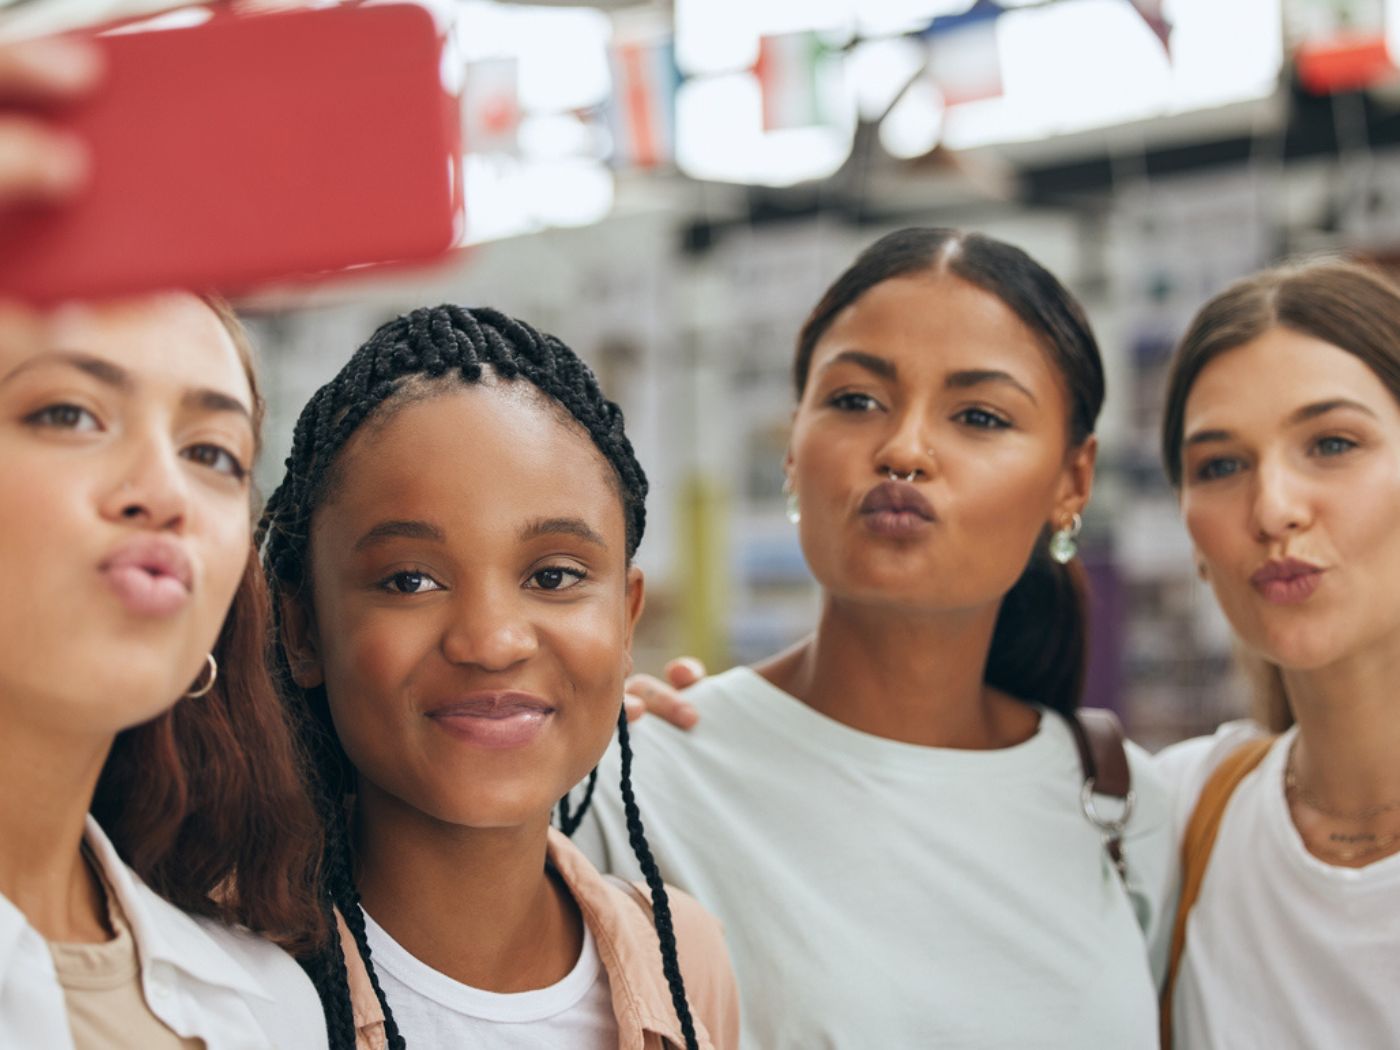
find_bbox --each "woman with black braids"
[577,228,1177,1047]
[259,305,738,1050]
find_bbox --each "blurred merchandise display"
[15,0,1400,748]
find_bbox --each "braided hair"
[258,305,698,1050]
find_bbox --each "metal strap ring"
[1080,779,1136,836]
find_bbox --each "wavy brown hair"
[89,296,327,953]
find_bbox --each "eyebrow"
[2,349,252,423]
[520,516,608,549]
[818,350,897,381]
[1289,398,1378,425]
[181,387,253,422]
[818,353,1038,406]
[353,519,447,552]
[2,350,129,389]
[945,369,1038,405]
[1185,399,1380,448]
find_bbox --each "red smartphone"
[0,3,463,303]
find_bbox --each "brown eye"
[953,407,1011,430]
[527,566,586,591]
[184,443,247,479]
[828,392,880,412]
[382,571,443,595]
[27,403,99,431]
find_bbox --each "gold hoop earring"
[185,653,218,699]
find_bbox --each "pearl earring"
[783,476,800,525]
[1049,513,1082,564]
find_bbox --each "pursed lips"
[859,480,936,520]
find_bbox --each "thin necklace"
[1307,830,1400,863]
[1284,740,1400,821]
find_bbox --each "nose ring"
[886,469,918,483]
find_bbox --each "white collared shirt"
[0,817,328,1050]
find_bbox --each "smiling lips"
[1251,558,1324,605]
[99,537,193,617]
[426,692,557,750]
[859,480,936,538]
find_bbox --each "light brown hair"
[1160,257,1400,731]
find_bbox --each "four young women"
[4,65,1398,1043]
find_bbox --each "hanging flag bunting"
[1128,0,1173,55]
[753,30,832,132]
[921,1,1004,108]
[607,38,681,170]
[462,57,521,155]
[1289,0,1393,93]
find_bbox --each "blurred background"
[7,0,1398,748]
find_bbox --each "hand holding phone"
[0,4,463,303]
[0,36,99,206]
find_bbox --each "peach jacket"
[336,828,740,1050]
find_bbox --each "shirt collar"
[548,829,712,1049]
[340,831,710,1049]
[82,816,276,1003]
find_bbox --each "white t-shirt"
[1154,722,1400,1050]
[361,907,618,1050]
[575,667,1176,1049]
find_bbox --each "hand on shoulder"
[624,657,707,729]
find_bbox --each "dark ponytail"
[796,228,1104,715]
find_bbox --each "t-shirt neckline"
[723,665,1060,777]
[361,905,604,1023]
[1261,726,1400,887]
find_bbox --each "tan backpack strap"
[1064,708,1134,882]
[1159,736,1275,1049]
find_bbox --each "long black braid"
[257,306,699,1050]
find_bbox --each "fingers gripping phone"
[0,3,464,302]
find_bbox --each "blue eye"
[1195,457,1242,482]
[829,392,880,412]
[527,566,586,591]
[183,443,247,480]
[381,571,443,595]
[26,403,100,432]
[1314,435,1357,457]
[954,407,1010,430]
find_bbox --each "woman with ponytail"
[577,228,1175,1047]
[259,305,738,1050]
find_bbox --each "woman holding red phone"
[0,288,331,1049]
